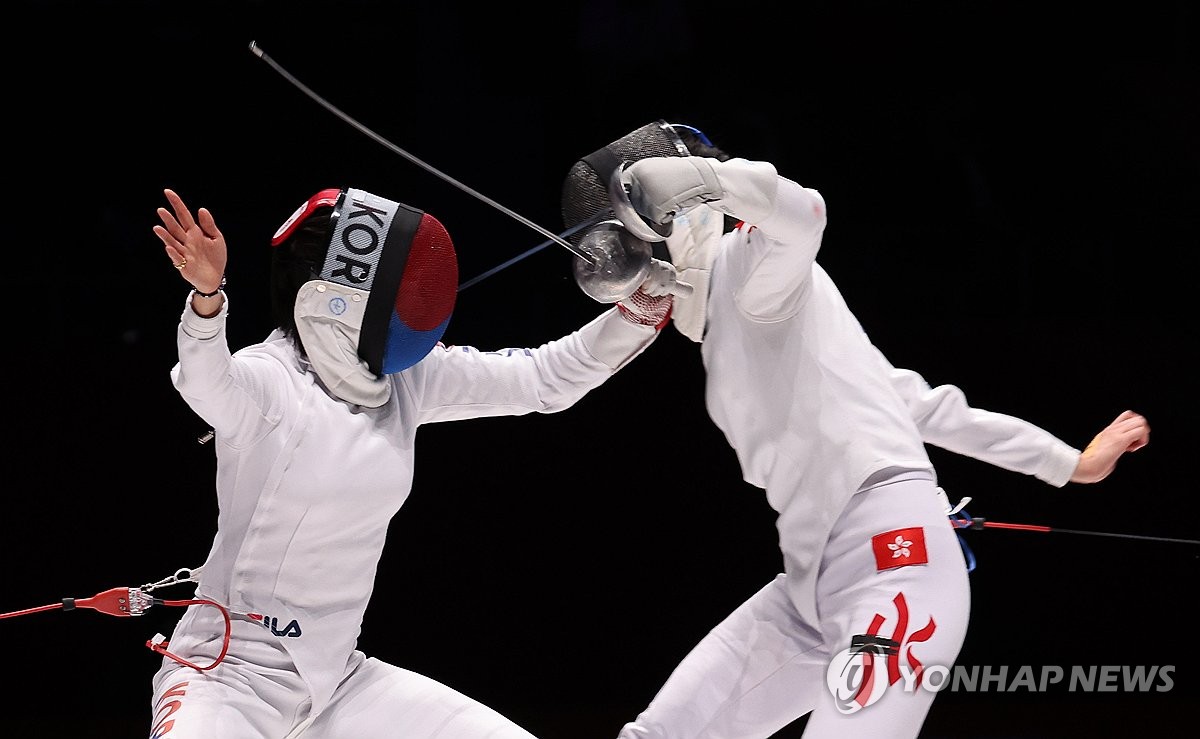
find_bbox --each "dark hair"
[270,207,333,353]
[674,127,732,162]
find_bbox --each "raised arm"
[154,189,284,441]
[620,155,827,321]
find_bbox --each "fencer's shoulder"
[423,340,463,356]
[239,330,290,355]
[234,332,303,370]
[424,341,534,359]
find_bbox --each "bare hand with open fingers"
[1070,410,1151,483]
[152,188,228,296]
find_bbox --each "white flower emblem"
[887,535,913,559]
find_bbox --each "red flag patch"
[871,527,929,571]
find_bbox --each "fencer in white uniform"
[559,123,1150,738]
[147,186,674,738]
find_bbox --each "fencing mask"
[560,120,690,247]
[273,187,458,406]
[561,121,722,343]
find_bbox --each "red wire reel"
[0,567,231,671]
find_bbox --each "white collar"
[293,280,392,407]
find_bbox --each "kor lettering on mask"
[320,189,399,291]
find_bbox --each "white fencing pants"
[149,609,537,739]
[618,474,971,739]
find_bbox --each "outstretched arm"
[402,306,663,424]
[888,363,1149,487]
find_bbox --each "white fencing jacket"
[170,298,659,713]
[700,176,1081,625]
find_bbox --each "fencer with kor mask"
[149,184,672,738]
[561,122,1137,738]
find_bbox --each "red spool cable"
[1,587,232,670]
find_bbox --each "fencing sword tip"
[248,40,264,57]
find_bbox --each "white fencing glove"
[617,258,675,329]
[620,156,779,227]
[640,257,692,297]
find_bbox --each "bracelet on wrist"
[193,275,227,298]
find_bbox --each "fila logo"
[247,613,302,638]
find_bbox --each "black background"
[5,1,1196,737]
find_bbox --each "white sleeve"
[401,307,659,425]
[888,365,1081,487]
[171,293,285,443]
[729,177,828,322]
